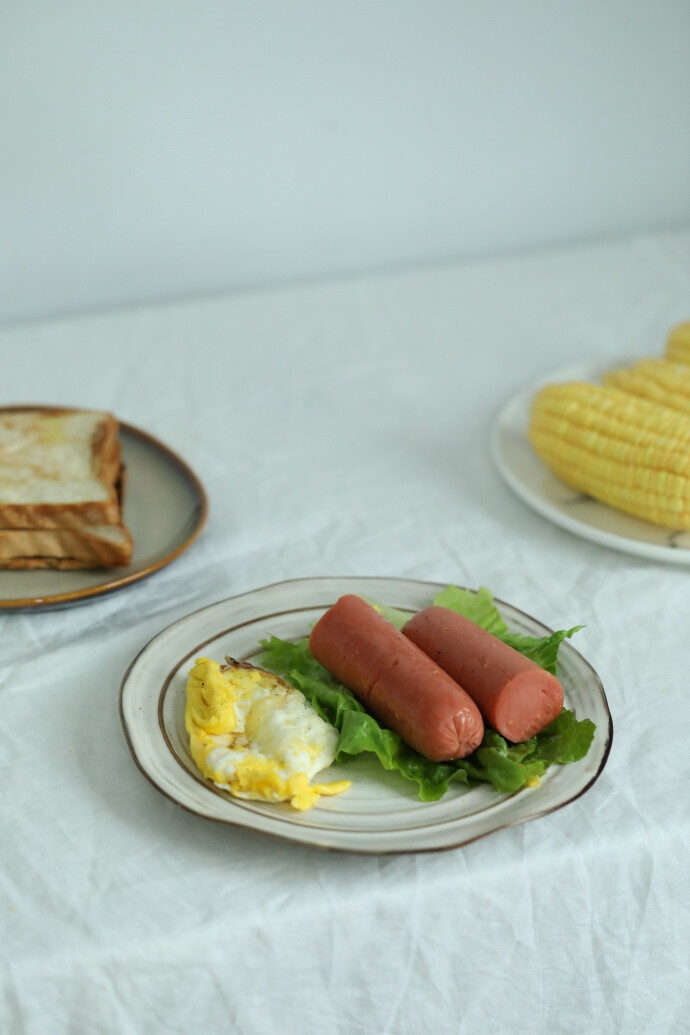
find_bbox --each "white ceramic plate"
[0,406,208,610]
[119,576,613,855]
[492,361,690,563]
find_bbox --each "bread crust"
[91,412,122,500]
[0,525,133,567]
[0,496,124,529]
[0,556,115,570]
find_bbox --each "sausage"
[308,594,485,761]
[402,606,564,742]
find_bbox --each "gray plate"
[0,408,208,610]
[119,576,613,855]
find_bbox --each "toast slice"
[0,523,133,568]
[0,409,125,529]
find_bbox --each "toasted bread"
[0,407,134,569]
[0,409,125,529]
[0,523,133,568]
[1,556,109,570]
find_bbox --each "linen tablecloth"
[2,229,690,1034]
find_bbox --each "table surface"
[2,229,690,1035]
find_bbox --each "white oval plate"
[491,361,690,563]
[119,576,613,855]
[0,405,208,610]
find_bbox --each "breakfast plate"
[491,360,690,564]
[0,407,208,610]
[119,576,613,855]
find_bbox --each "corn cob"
[603,358,690,416]
[528,381,690,529]
[665,321,690,366]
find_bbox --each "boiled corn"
[665,321,690,366]
[528,381,690,529]
[603,358,690,416]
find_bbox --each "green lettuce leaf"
[258,586,595,799]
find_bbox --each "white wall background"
[1,1,689,328]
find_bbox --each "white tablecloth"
[2,230,690,1034]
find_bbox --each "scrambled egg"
[185,657,350,810]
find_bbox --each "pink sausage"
[403,606,564,742]
[308,594,485,761]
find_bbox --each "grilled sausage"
[403,606,564,742]
[309,594,485,761]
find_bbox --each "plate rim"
[491,361,690,564]
[0,402,209,610]
[119,575,614,856]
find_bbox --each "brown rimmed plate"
[119,576,613,855]
[0,405,208,610]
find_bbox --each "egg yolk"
[185,658,237,735]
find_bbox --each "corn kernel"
[604,358,690,417]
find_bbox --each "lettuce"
[258,586,595,799]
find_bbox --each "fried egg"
[184,657,350,810]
